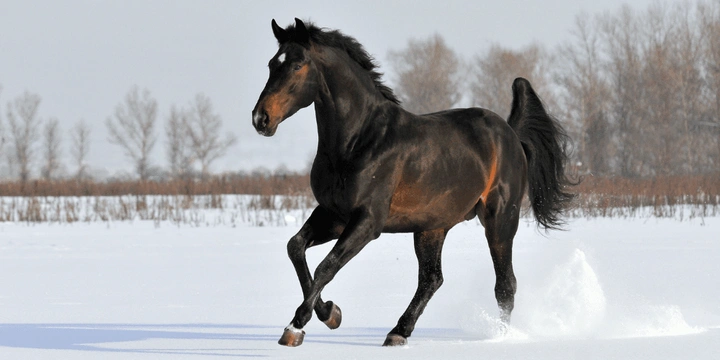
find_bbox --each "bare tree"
[106,86,158,181]
[699,0,720,173]
[40,117,62,180]
[647,1,705,175]
[556,14,613,175]
[388,34,462,114]
[597,6,650,177]
[6,91,42,183]
[667,3,704,173]
[184,93,237,180]
[470,43,556,119]
[70,119,91,180]
[0,85,5,174]
[587,2,712,177]
[552,1,720,177]
[165,105,194,180]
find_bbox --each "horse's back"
[420,107,514,138]
[413,107,526,167]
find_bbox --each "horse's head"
[252,18,320,137]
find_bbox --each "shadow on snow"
[0,323,470,356]
[0,323,278,357]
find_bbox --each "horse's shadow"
[0,323,283,357]
[0,323,435,356]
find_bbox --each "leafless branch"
[184,93,237,180]
[6,91,42,183]
[70,119,91,180]
[165,105,195,180]
[41,117,62,180]
[388,34,462,114]
[105,86,158,181]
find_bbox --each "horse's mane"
[282,21,401,105]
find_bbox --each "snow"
[1,215,719,359]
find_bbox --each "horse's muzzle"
[252,109,276,137]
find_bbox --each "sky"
[0,0,657,177]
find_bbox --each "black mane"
[281,21,400,105]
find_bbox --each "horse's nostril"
[253,110,268,128]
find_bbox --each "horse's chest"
[310,169,363,214]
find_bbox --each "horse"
[251,18,574,347]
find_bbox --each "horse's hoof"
[278,325,305,347]
[322,302,342,330]
[382,333,408,346]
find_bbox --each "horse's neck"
[313,60,387,157]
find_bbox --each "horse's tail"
[507,77,574,230]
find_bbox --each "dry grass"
[0,194,317,227]
[0,174,316,226]
[0,173,311,197]
[0,173,717,225]
[570,174,720,219]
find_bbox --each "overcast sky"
[0,0,655,177]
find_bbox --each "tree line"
[0,85,237,183]
[4,0,719,184]
[388,0,720,177]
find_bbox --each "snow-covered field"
[1,213,718,359]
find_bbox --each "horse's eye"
[293,64,303,71]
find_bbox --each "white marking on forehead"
[278,53,286,64]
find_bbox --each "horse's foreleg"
[384,229,447,346]
[280,208,380,347]
[285,207,344,336]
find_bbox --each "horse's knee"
[286,235,306,259]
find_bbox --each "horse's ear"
[294,18,310,44]
[272,19,289,44]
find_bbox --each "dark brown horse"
[251,18,574,347]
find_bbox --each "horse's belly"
[384,187,480,233]
[383,213,447,233]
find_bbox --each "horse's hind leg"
[482,203,520,323]
[384,229,447,346]
[284,206,344,340]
